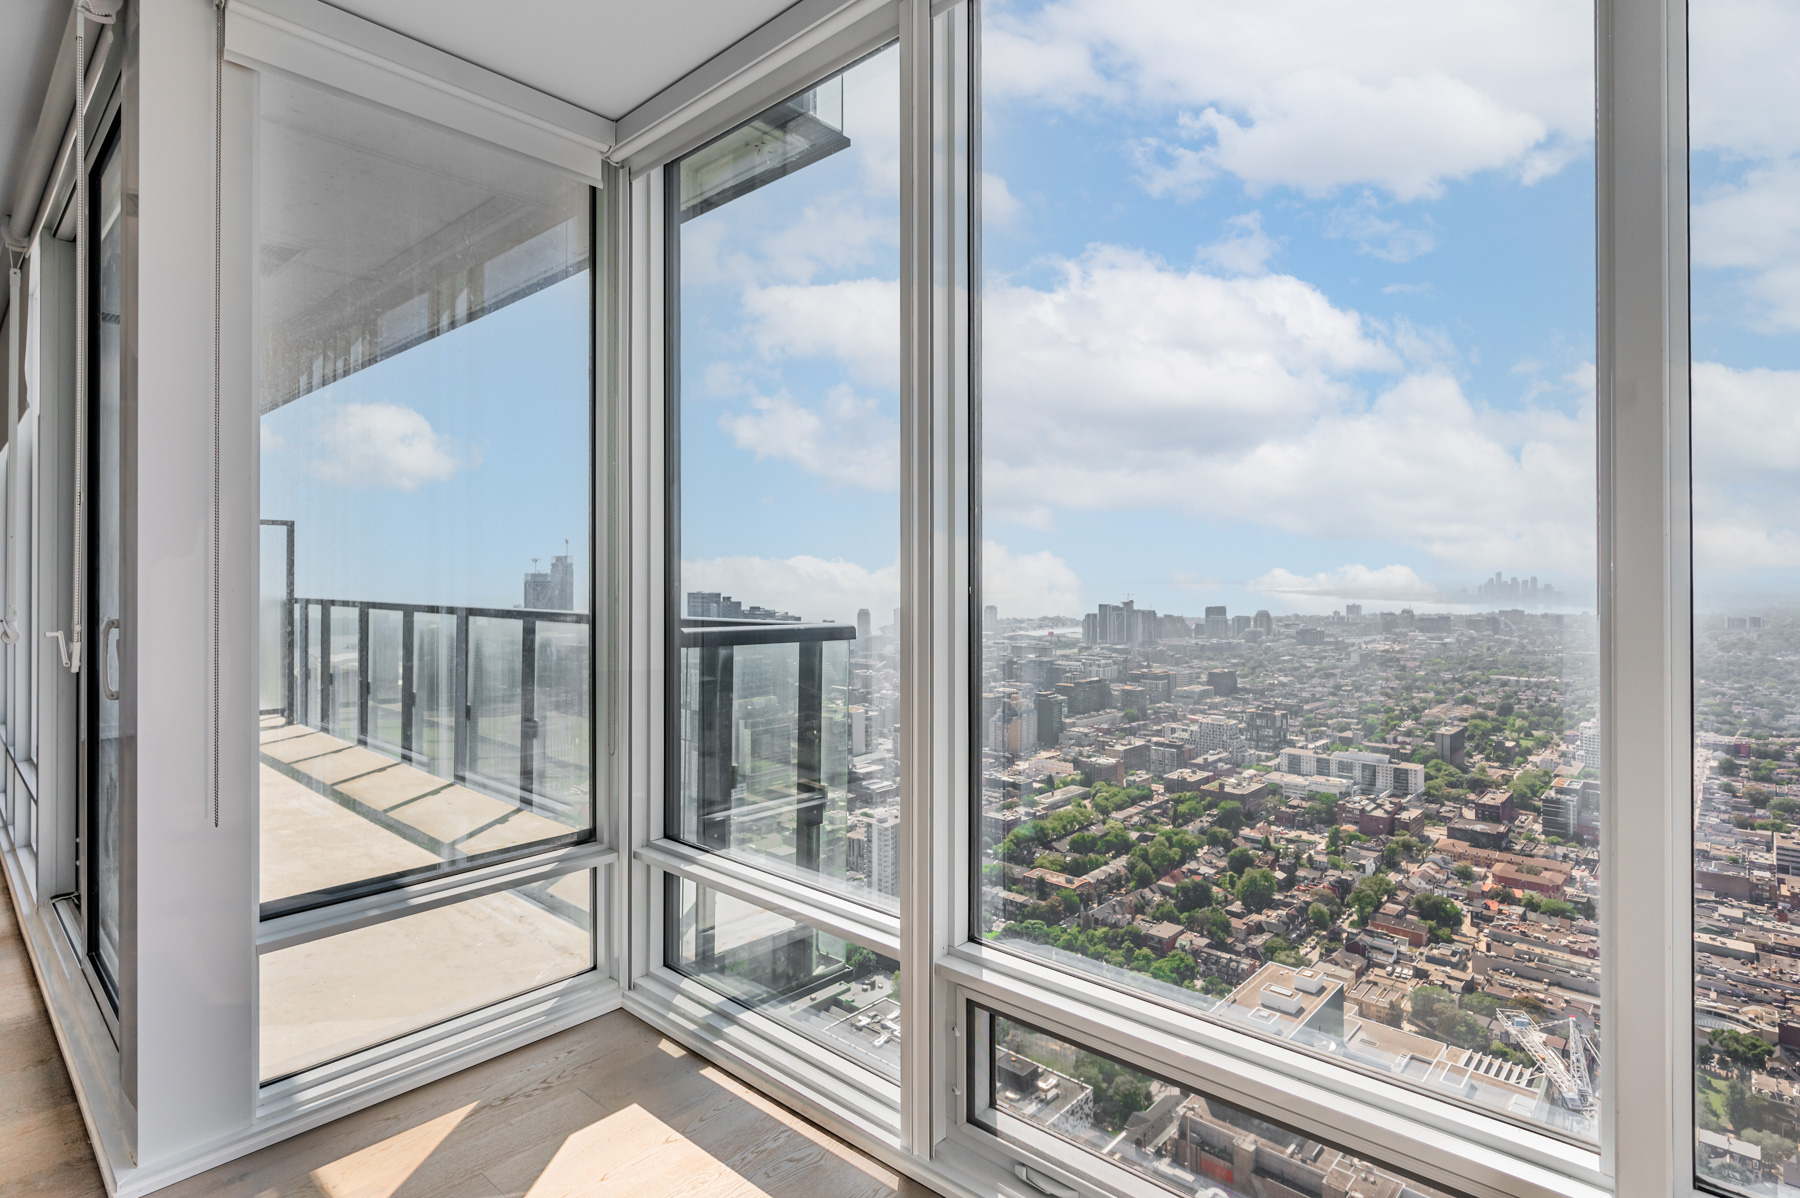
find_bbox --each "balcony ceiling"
[322,0,804,121]
[0,0,65,243]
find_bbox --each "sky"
[257,0,1800,626]
[260,273,593,613]
[676,1,1608,625]
[1690,0,1800,612]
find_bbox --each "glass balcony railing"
[673,618,888,905]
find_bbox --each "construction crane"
[1498,1009,1596,1115]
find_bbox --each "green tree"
[1309,902,1332,930]
[1202,907,1232,944]
[1227,846,1257,875]
[1214,800,1245,834]
[1174,878,1214,912]
[1454,863,1475,882]
[1237,868,1278,912]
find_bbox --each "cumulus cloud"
[1692,158,1800,332]
[1196,212,1280,274]
[1691,0,1800,161]
[986,0,1593,200]
[1694,362,1800,573]
[309,401,470,490]
[1250,563,1441,602]
[743,278,900,389]
[982,541,1085,618]
[719,388,898,492]
[1325,196,1438,262]
[682,555,898,626]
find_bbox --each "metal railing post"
[453,609,470,784]
[519,616,538,804]
[797,638,823,873]
[357,603,371,745]
[319,603,333,736]
[400,606,415,757]
[696,641,733,850]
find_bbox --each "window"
[1689,2,1800,1190]
[972,0,1601,1141]
[665,46,902,910]
[667,876,900,1080]
[968,1002,1456,1198]
[254,70,598,1076]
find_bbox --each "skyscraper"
[857,608,872,644]
[524,553,576,610]
[871,812,900,898]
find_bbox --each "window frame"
[223,0,631,1131]
[625,0,1701,1197]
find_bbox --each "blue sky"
[260,274,592,612]
[259,0,1800,625]
[674,2,1604,623]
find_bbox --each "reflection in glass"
[970,1005,1454,1198]
[89,128,125,995]
[254,73,594,914]
[1690,4,1800,1193]
[260,869,593,1081]
[666,876,899,1080]
[974,0,1600,1141]
[669,46,901,910]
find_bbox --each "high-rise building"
[983,604,998,627]
[1231,614,1252,635]
[1204,605,1229,639]
[1245,706,1289,753]
[1343,603,1362,618]
[857,608,872,644]
[1082,599,1158,646]
[1436,724,1467,768]
[685,592,799,621]
[524,553,576,610]
[1035,690,1066,746]
[1254,609,1274,633]
[1207,669,1238,696]
[871,812,900,898]
[1580,720,1601,771]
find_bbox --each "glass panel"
[1690,2,1800,1191]
[258,522,293,717]
[89,129,125,994]
[666,876,900,1081]
[255,72,594,914]
[367,607,403,752]
[975,1,1600,1141]
[259,869,594,1081]
[669,46,901,912]
[970,1004,1455,1198]
[531,617,590,816]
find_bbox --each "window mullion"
[1596,0,1692,1189]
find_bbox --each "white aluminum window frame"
[221,8,628,1133]
[621,0,1701,1196]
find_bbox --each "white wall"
[131,0,256,1167]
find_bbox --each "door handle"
[102,618,121,701]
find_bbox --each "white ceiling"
[0,0,66,240]
[323,0,802,121]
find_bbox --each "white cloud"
[972,248,1595,577]
[1197,211,1279,274]
[1325,196,1437,262]
[1250,563,1440,602]
[983,172,1023,227]
[682,555,898,626]
[986,0,1593,200]
[719,387,897,492]
[1691,0,1800,161]
[1692,157,1800,332]
[982,541,1084,618]
[1693,362,1800,573]
[308,401,469,490]
[743,278,900,389]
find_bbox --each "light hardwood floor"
[1,886,934,1198]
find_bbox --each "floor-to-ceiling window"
[253,70,601,1083]
[660,45,906,1049]
[1690,1,1800,1191]
[970,0,1601,1153]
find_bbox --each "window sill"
[939,941,1607,1198]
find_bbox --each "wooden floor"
[0,885,933,1198]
